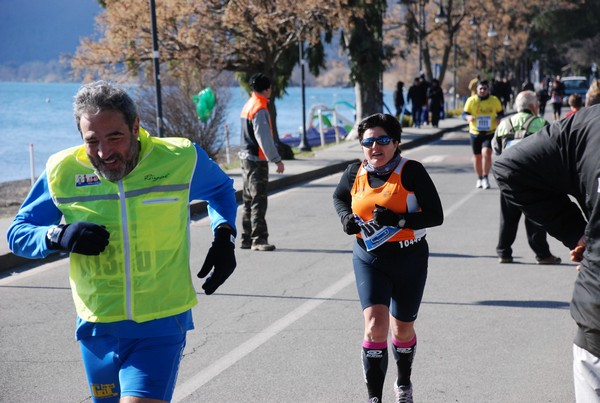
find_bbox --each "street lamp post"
[400,0,427,75]
[149,0,164,137]
[502,34,511,78]
[487,23,498,78]
[453,38,458,109]
[418,0,426,73]
[433,4,453,107]
[470,17,479,71]
[297,40,311,152]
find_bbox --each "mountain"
[0,0,101,64]
[0,1,353,86]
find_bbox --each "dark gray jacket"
[493,104,600,357]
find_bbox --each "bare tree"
[134,72,230,161]
[72,0,348,157]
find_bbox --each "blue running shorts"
[80,333,186,402]
[352,240,428,322]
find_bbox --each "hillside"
[0,0,101,64]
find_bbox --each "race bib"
[476,116,492,131]
[355,215,402,251]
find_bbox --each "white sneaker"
[476,178,483,188]
[394,384,413,403]
[482,176,490,189]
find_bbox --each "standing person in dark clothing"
[419,73,430,126]
[427,79,444,128]
[393,81,405,121]
[407,77,426,128]
[239,73,285,251]
[491,90,561,265]
[549,75,564,121]
[494,104,600,401]
[537,81,549,116]
[500,77,512,111]
[491,78,503,99]
[333,113,444,403]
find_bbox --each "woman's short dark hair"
[357,113,402,142]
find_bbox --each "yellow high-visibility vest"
[46,128,198,323]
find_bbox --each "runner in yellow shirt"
[463,80,504,189]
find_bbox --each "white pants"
[574,344,600,402]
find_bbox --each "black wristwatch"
[397,215,406,228]
[46,225,65,249]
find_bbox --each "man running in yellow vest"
[463,80,504,189]
[7,80,238,403]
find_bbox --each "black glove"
[372,204,400,227]
[198,226,236,295]
[341,214,361,235]
[48,222,110,255]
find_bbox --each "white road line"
[420,155,446,163]
[172,272,356,401]
[444,188,479,218]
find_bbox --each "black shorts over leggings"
[352,239,428,322]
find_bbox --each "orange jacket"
[240,92,277,161]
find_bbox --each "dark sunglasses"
[360,135,393,148]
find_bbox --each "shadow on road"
[423,299,569,310]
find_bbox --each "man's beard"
[89,138,140,182]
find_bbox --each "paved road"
[0,126,577,402]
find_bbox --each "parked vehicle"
[561,76,589,105]
[280,102,355,148]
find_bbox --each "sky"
[0,0,102,64]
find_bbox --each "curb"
[402,123,466,151]
[1,124,466,273]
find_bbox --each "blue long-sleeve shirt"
[7,143,237,339]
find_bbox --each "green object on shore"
[192,88,216,122]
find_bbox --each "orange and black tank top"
[350,157,426,242]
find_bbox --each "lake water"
[0,82,395,182]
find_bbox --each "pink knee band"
[392,335,417,348]
[362,340,388,349]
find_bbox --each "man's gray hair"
[73,80,138,134]
[514,90,538,112]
